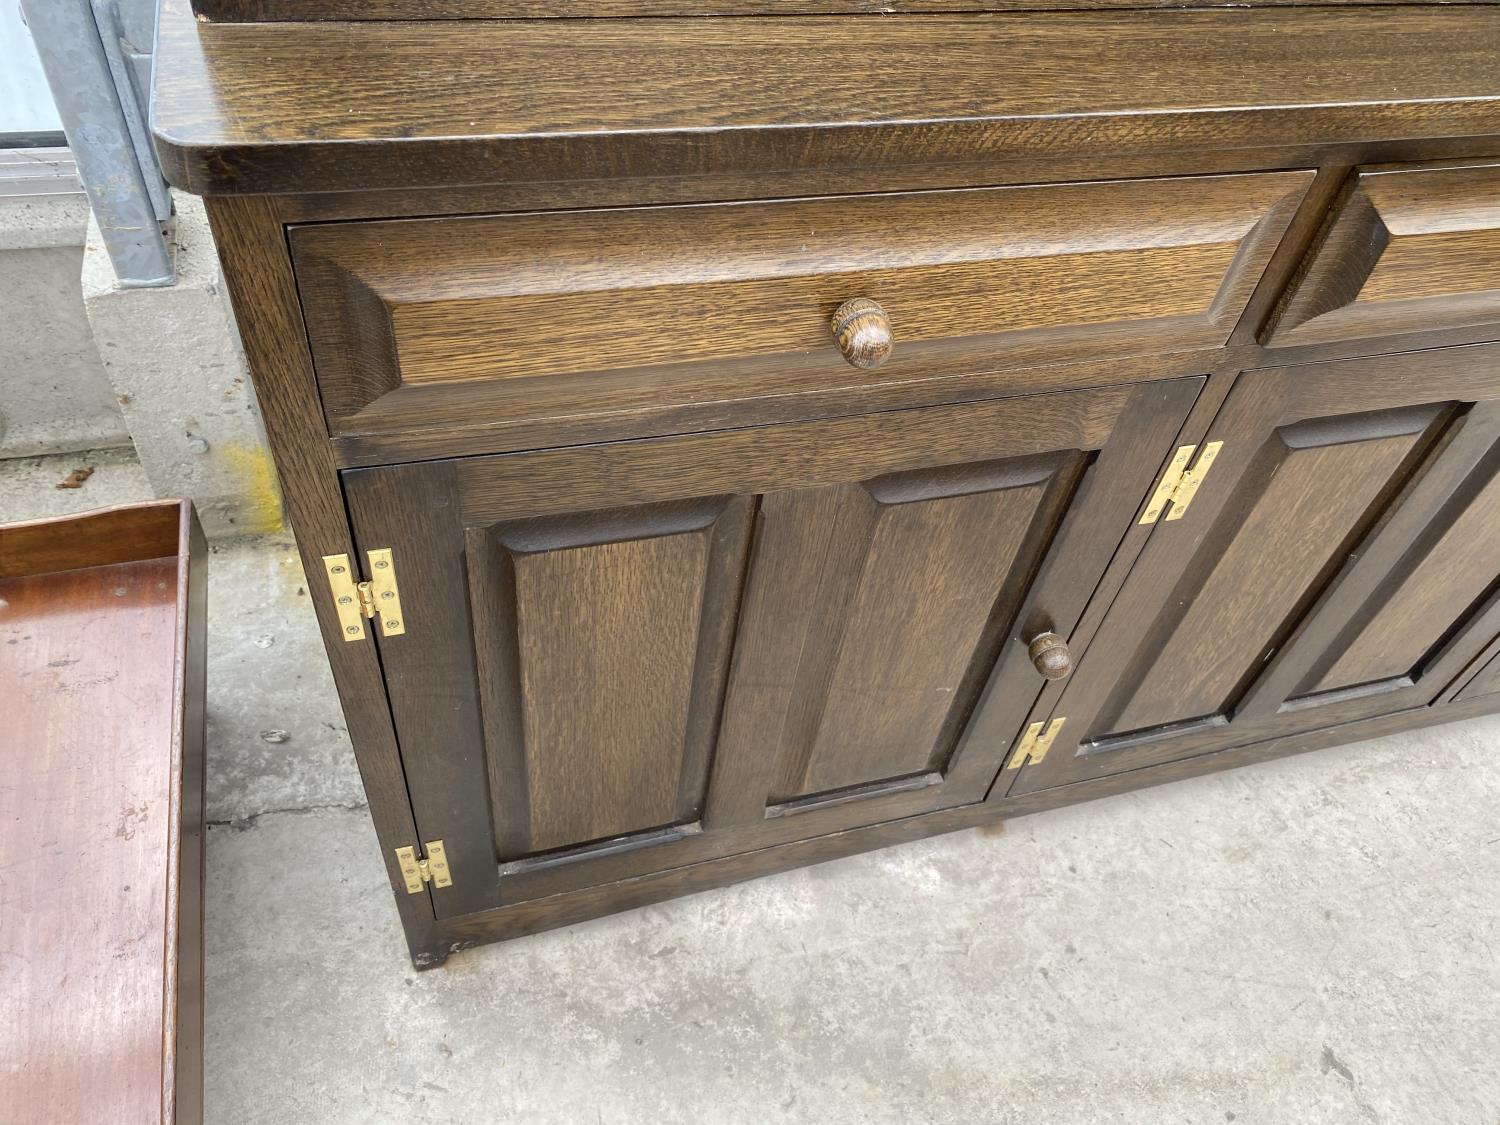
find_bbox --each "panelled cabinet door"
[1459,658,1500,700]
[1454,643,1500,702]
[343,379,1199,917]
[1004,343,1500,797]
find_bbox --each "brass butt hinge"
[395,840,453,894]
[1139,441,1224,525]
[323,548,406,643]
[1006,717,1066,769]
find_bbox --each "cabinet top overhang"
[150,0,1500,196]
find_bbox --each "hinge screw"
[330,565,345,574]
[386,620,400,630]
[345,625,359,635]
[338,595,352,605]
[375,560,389,569]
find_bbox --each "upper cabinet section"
[1268,161,1500,349]
[290,173,1310,444]
[151,3,1500,196]
[190,0,1424,20]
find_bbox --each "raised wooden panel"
[1305,445,1500,695]
[468,498,750,858]
[291,174,1308,437]
[1457,652,1500,701]
[1109,410,1434,734]
[1004,344,1500,797]
[765,457,1073,803]
[512,536,700,849]
[1269,162,1500,347]
[466,498,752,859]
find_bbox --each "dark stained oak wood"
[151,3,1500,196]
[1269,161,1500,347]
[343,379,1197,911]
[421,691,1500,957]
[1027,632,1073,681]
[157,0,1500,964]
[270,140,1500,227]
[1004,342,1500,796]
[202,196,445,962]
[1456,650,1500,700]
[289,174,1308,437]
[831,298,895,371]
[194,0,1469,21]
[328,342,1231,470]
[1,500,206,1125]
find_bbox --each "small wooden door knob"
[1027,631,1073,680]
[831,298,893,369]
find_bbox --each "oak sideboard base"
[402,692,1500,969]
[156,5,1500,967]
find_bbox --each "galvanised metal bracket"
[17,0,174,286]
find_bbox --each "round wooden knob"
[830,298,893,369]
[1027,631,1073,681]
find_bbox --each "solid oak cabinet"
[1003,343,1500,795]
[152,0,1500,964]
[288,174,1308,441]
[344,379,1198,913]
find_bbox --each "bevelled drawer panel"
[1268,161,1500,348]
[290,172,1310,438]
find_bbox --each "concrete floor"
[5,452,1499,1124]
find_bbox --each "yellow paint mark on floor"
[221,441,285,535]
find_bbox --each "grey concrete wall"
[82,192,283,537]
[0,185,131,457]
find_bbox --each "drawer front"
[291,173,1310,439]
[1269,161,1500,348]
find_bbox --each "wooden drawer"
[291,172,1310,442]
[1269,161,1500,348]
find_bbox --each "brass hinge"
[322,548,406,643]
[1138,441,1224,525]
[1006,716,1066,769]
[395,840,453,894]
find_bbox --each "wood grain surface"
[1,500,205,1125]
[1004,342,1500,797]
[290,173,1308,435]
[193,0,1461,22]
[1457,651,1500,699]
[1270,160,1500,346]
[151,2,1500,194]
[203,196,446,961]
[156,0,1500,965]
[342,377,1198,912]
